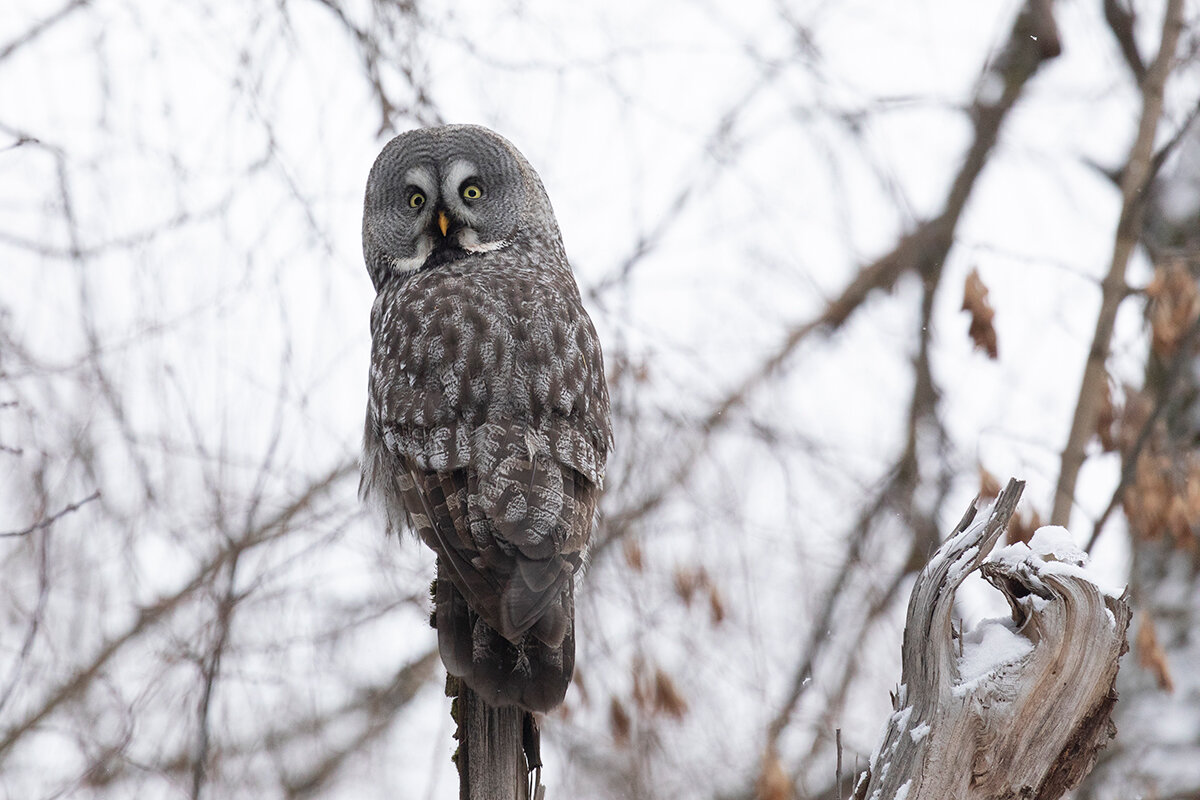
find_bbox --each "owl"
[360,124,611,712]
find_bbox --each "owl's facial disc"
[372,145,520,280]
[436,158,511,256]
[388,167,437,274]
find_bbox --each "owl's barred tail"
[435,561,575,712]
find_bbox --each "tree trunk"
[854,479,1131,800]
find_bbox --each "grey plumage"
[360,124,611,712]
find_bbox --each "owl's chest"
[371,270,583,425]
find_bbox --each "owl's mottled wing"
[393,451,597,709]
[361,258,610,710]
[395,440,596,643]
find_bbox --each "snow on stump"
[854,479,1131,800]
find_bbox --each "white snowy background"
[1,1,1197,798]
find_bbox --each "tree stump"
[854,479,1131,800]
[449,677,540,800]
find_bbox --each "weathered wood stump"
[854,479,1131,800]
[449,677,541,800]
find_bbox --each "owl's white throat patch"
[391,235,434,274]
[457,227,510,254]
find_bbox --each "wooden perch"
[854,479,1131,800]
[450,678,540,800]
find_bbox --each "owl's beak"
[437,211,450,238]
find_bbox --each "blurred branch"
[792,287,951,785]
[1052,0,1185,526]
[707,7,1066,793]
[0,461,353,763]
[140,645,438,790]
[1086,304,1200,551]
[1103,0,1147,83]
[0,0,90,62]
[190,556,242,800]
[766,284,947,771]
[305,0,442,133]
[0,502,52,717]
[589,40,798,300]
[598,0,1059,562]
[283,649,439,797]
[0,489,100,538]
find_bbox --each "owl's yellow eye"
[461,184,482,201]
[408,191,426,208]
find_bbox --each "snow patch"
[991,526,1126,599]
[1028,525,1086,564]
[909,722,930,743]
[955,616,1033,692]
[894,779,912,800]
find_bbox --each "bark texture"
[451,678,533,800]
[855,480,1131,800]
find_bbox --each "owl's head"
[362,124,561,290]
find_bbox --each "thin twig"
[762,1,1058,769]
[0,0,90,62]
[836,728,843,800]
[0,463,352,762]
[0,514,52,715]
[1103,0,1147,84]
[190,556,242,800]
[282,650,439,796]
[0,490,100,538]
[596,0,1059,560]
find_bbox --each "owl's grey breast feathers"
[360,125,609,712]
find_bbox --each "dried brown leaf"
[979,466,1002,500]
[756,752,792,800]
[1136,610,1175,692]
[962,268,999,359]
[1115,383,1152,455]
[1125,453,1171,541]
[631,656,649,712]
[609,697,631,746]
[1125,448,1200,548]
[1146,260,1200,358]
[1006,507,1042,547]
[1096,377,1118,452]
[673,566,709,606]
[708,585,726,625]
[623,538,644,572]
[653,669,688,719]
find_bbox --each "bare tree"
[2,1,1199,799]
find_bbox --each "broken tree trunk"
[854,479,1131,800]
[449,678,538,800]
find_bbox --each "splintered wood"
[451,679,531,800]
[854,479,1131,800]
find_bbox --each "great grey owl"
[360,124,611,712]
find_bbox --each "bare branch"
[1086,309,1200,551]
[0,489,100,538]
[0,462,353,762]
[598,0,1061,556]
[1052,0,1187,526]
[189,557,242,800]
[1103,0,1147,83]
[0,0,90,63]
[283,650,440,797]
